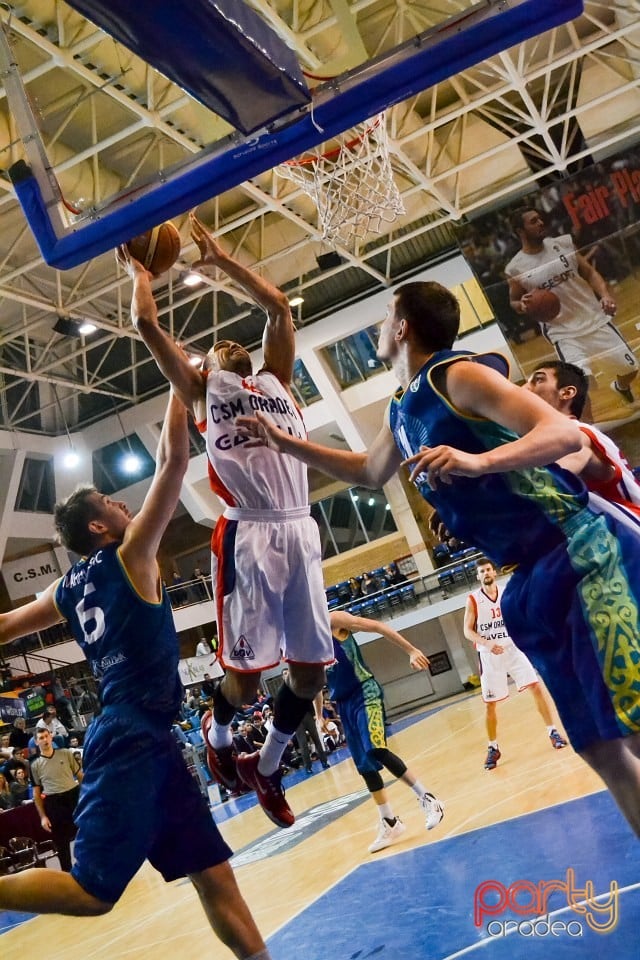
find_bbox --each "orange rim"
[282,115,383,167]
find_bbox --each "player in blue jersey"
[0,388,271,958]
[327,610,444,853]
[237,280,640,838]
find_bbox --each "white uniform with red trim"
[579,422,640,516]
[200,368,333,672]
[469,583,538,703]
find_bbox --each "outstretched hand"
[235,412,287,451]
[409,648,430,671]
[189,212,225,270]
[115,244,153,282]
[403,445,487,490]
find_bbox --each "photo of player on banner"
[455,146,640,426]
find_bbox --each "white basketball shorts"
[478,641,538,703]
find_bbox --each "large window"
[92,434,155,494]
[320,278,494,389]
[311,486,397,559]
[15,455,55,512]
[291,359,321,407]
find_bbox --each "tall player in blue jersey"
[0,393,270,955]
[237,280,640,837]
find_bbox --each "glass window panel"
[15,456,55,513]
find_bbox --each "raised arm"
[189,213,295,383]
[119,391,190,600]
[117,246,204,414]
[330,610,429,670]
[235,413,403,488]
[404,361,582,487]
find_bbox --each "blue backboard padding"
[14,0,584,270]
[64,0,310,135]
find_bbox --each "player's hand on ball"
[115,244,152,281]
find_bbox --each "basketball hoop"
[277,113,404,249]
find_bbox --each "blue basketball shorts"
[502,508,640,753]
[71,707,232,904]
[338,679,388,775]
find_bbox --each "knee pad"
[370,748,407,779]
[361,770,385,793]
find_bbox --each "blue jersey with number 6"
[54,543,182,720]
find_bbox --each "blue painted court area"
[266,790,638,960]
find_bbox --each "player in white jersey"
[118,214,333,829]
[525,361,640,519]
[464,558,567,770]
[505,207,638,405]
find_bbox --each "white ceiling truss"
[0,0,638,435]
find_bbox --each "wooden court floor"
[0,688,625,959]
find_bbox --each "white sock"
[488,740,498,749]
[206,717,232,750]
[547,726,556,735]
[410,780,427,799]
[377,801,395,822]
[257,727,290,775]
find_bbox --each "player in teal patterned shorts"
[237,280,640,838]
[325,610,444,853]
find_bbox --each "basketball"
[125,221,181,276]
[524,288,561,322]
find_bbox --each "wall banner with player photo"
[455,146,640,426]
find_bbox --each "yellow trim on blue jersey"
[116,547,163,607]
[425,351,512,422]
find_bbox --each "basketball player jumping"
[117,214,333,829]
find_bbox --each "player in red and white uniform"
[464,558,567,770]
[525,361,640,522]
[119,214,333,829]
[506,207,638,406]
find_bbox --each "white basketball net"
[277,113,405,249]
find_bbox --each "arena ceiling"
[0,0,638,437]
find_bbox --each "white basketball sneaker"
[420,792,445,830]
[368,817,406,853]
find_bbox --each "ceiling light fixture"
[53,316,97,337]
[289,295,304,307]
[183,271,204,287]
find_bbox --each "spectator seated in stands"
[9,766,30,807]
[8,717,30,750]
[360,572,379,596]
[2,747,30,785]
[383,563,405,586]
[348,577,362,599]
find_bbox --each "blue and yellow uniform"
[54,543,231,903]
[389,350,640,752]
[327,633,387,774]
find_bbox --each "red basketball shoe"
[201,710,239,792]
[236,751,295,828]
